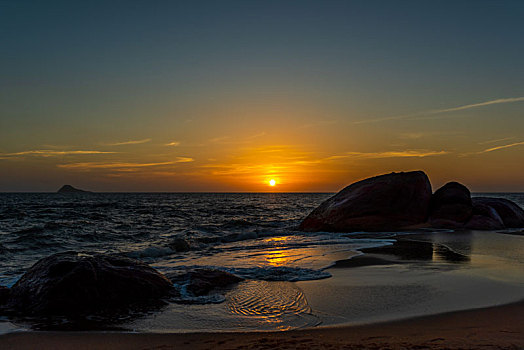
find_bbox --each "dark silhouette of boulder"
[0,286,9,305]
[299,171,432,232]
[465,202,505,230]
[429,182,472,227]
[466,214,505,230]
[7,251,173,316]
[166,269,243,297]
[472,197,524,228]
[169,238,190,252]
[57,185,91,194]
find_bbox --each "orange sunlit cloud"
[57,158,194,170]
[196,144,450,191]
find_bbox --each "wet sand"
[1,300,522,349]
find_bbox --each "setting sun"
[269,179,276,186]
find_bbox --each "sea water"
[0,192,523,332]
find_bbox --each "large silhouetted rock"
[472,197,524,228]
[429,182,473,227]
[299,171,432,232]
[7,252,173,316]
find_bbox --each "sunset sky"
[1,1,523,192]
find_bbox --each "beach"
[1,193,523,348]
[1,300,522,350]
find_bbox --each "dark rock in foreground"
[299,171,432,232]
[57,185,92,194]
[6,251,173,316]
[300,171,524,232]
[166,269,243,297]
[429,182,473,228]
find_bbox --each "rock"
[465,202,505,230]
[57,185,91,194]
[429,182,472,226]
[166,269,243,297]
[466,215,505,230]
[299,171,432,232]
[0,286,9,305]
[472,197,524,228]
[7,251,173,316]
[168,238,190,252]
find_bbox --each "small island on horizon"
[57,185,92,194]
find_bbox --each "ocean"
[1,192,523,332]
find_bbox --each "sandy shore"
[1,300,522,350]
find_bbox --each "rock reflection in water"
[332,239,470,268]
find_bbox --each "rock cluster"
[0,252,242,320]
[300,171,524,232]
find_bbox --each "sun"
[269,179,276,186]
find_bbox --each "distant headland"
[57,185,92,194]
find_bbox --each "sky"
[1,0,523,192]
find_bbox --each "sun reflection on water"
[264,250,290,266]
[263,236,295,267]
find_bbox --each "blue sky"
[1,0,523,191]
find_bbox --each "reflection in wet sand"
[332,239,470,268]
[432,243,469,263]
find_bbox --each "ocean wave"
[163,264,331,282]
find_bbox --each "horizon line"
[0,190,522,194]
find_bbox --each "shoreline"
[1,300,522,350]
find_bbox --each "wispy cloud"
[479,141,524,153]
[103,139,151,146]
[354,96,524,124]
[165,141,180,146]
[346,150,449,159]
[209,136,231,144]
[58,157,194,170]
[1,150,116,157]
[174,157,194,163]
[478,137,515,145]
[427,97,524,114]
[246,132,267,139]
[292,150,448,165]
[208,133,267,146]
